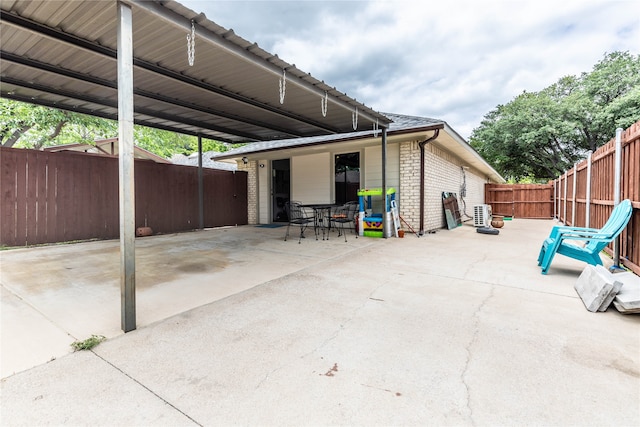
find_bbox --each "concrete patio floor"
[1,219,639,425]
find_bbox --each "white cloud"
[182,0,640,139]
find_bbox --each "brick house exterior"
[217,113,503,233]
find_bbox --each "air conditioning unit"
[474,204,492,227]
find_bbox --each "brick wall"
[399,141,487,232]
[238,161,258,225]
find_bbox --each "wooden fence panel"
[205,170,235,226]
[0,147,247,247]
[552,121,640,275]
[566,169,575,225]
[485,184,553,218]
[1,148,18,245]
[484,186,513,217]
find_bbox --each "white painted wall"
[258,159,269,223]
[291,153,331,203]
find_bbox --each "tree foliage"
[133,127,230,158]
[470,51,640,181]
[0,101,117,149]
[0,98,232,156]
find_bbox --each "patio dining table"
[301,203,339,240]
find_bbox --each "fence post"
[553,179,557,220]
[563,171,568,224]
[571,163,577,226]
[613,128,623,268]
[585,151,592,228]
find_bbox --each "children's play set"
[356,188,398,238]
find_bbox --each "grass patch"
[71,335,106,351]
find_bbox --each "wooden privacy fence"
[0,147,247,247]
[485,183,553,218]
[553,121,640,275]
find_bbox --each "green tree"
[0,98,233,156]
[133,126,231,158]
[1,99,117,149]
[471,51,640,181]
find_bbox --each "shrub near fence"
[0,147,247,247]
[554,121,640,275]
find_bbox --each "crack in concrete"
[461,285,495,426]
[0,282,78,341]
[91,351,202,426]
[462,253,489,281]
[254,280,388,391]
[309,279,388,354]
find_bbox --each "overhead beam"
[1,51,303,139]
[1,75,262,141]
[0,90,236,142]
[0,10,344,134]
[130,0,391,129]
[135,55,341,134]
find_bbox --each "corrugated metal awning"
[0,0,392,143]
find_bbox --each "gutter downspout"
[418,129,440,235]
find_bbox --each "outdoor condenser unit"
[473,204,492,227]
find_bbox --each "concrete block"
[612,272,640,314]
[574,265,623,312]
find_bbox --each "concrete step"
[574,265,623,312]
[612,271,640,314]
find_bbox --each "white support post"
[117,1,136,332]
[553,179,557,220]
[585,151,592,229]
[613,128,623,267]
[571,163,577,226]
[563,171,568,225]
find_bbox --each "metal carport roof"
[0,0,392,143]
[0,0,394,333]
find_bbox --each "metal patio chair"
[284,201,314,243]
[330,202,359,242]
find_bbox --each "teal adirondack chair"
[537,199,633,274]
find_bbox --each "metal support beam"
[382,128,388,238]
[198,135,204,230]
[118,1,136,333]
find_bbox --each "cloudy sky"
[180,0,639,139]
